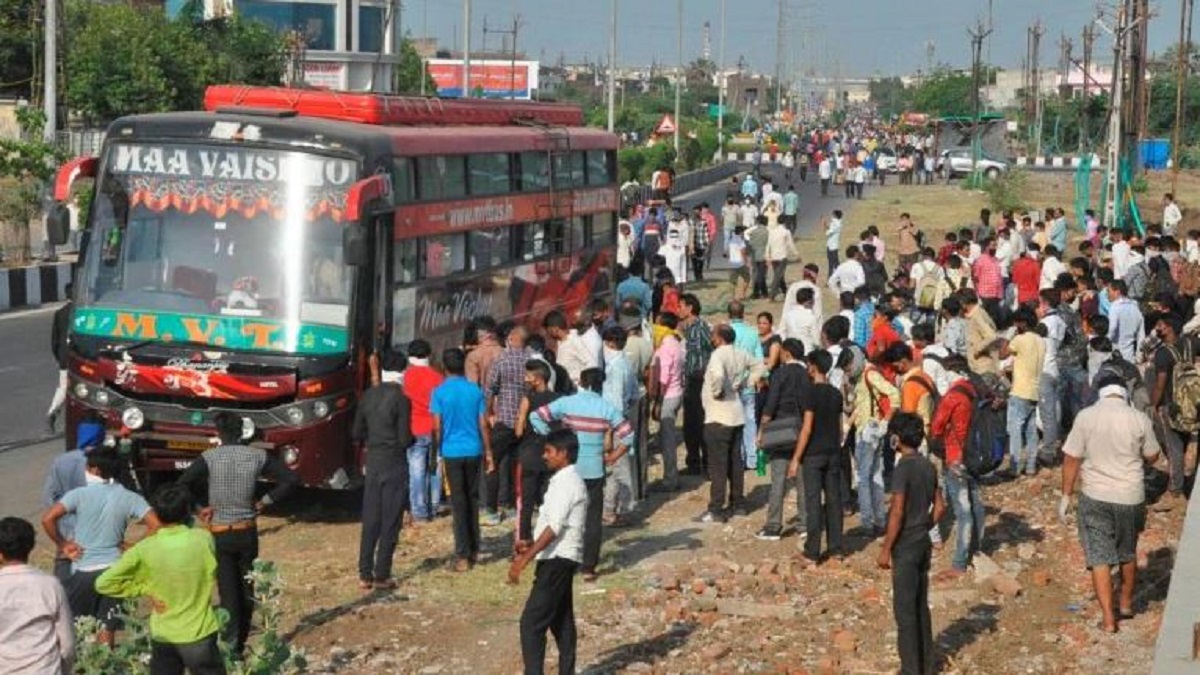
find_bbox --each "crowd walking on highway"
[3,124,1195,675]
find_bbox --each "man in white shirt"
[1163,193,1183,237]
[740,198,759,229]
[544,310,597,388]
[818,156,832,197]
[781,287,820,353]
[828,245,866,295]
[782,264,824,329]
[1040,246,1068,290]
[1111,229,1132,279]
[510,429,589,675]
[765,219,798,300]
[0,517,75,675]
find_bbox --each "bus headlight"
[121,407,145,430]
[94,390,111,406]
[284,406,304,426]
[281,445,300,467]
[74,382,90,399]
[312,401,330,418]
[241,417,256,440]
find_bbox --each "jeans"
[892,538,935,675]
[740,390,759,469]
[603,452,635,515]
[1006,396,1039,474]
[764,456,804,531]
[1038,373,1061,462]
[1153,408,1191,493]
[705,423,745,513]
[944,466,985,571]
[150,635,226,675]
[801,453,844,558]
[683,375,707,471]
[407,435,436,520]
[855,420,888,529]
[486,425,518,512]
[520,559,578,675]
[358,468,407,582]
[213,528,258,655]
[659,395,683,488]
[752,261,769,298]
[582,478,605,571]
[444,457,482,561]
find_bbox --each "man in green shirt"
[97,485,224,674]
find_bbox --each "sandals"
[358,579,374,591]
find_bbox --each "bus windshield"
[74,142,360,355]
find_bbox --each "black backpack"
[1049,309,1087,371]
[955,379,1008,478]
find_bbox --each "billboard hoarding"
[427,59,540,99]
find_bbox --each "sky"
[404,0,1188,78]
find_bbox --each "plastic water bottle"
[755,449,767,477]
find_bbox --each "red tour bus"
[48,85,619,489]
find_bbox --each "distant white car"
[875,148,897,173]
[937,148,1009,179]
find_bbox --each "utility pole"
[1173,0,1195,193]
[718,0,727,156]
[43,0,56,142]
[484,16,520,98]
[607,0,617,132]
[1029,20,1045,158]
[1082,23,1096,151]
[775,0,785,116]
[420,0,429,94]
[968,20,993,180]
[462,0,472,98]
[1097,2,1139,229]
[1124,0,1150,175]
[674,0,682,156]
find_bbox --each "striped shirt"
[532,391,634,480]
[487,347,531,428]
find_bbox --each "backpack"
[1093,352,1150,413]
[1177,260,1200,297]
[1049,309,1087,371]
[953,382,1008,478]
[1167,340,1200,432]
[1146,258,1178,300]
[914,264,940,310]
[1125,262,1149,300]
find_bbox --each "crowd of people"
[3,148,1194,674]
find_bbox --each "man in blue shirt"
[615,267,652,319]
[40,416,106,582]
[601,326,639,525]
[1106,280,1145,361]
[41,449,160,645]
[727,301,764,469]
[532,368,633,582]
[431,347,494,572]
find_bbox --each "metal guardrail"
[624,160,745,208]
[1152,489,1200,673]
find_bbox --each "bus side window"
[469,227,511,270]
[568,217,587,251]
[467,154,511,196]
[591,212,615,246]
[586,150,611,186]
[393,238,418,284]
[420,233,466,278]
[544,220,566,254]
[392,159,415,203]
[416,156,466,201]
[520,223,546,260]
[519,152,549,192]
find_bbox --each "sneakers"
[755,527,782,541]
[694,511,725,524]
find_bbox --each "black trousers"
[520,558,579,675]
[213,528,258,654]
[981,296,1005,327]
[841,424,856,510]
[519,467,550,542]
[683,374,707,471]
[704,423,744,513]
[445,457,482,560]
[691,249,707,280]
[486,425,518,511]
[826,249,839,275]
[820,178,830,196]
[582,478,605,571]
[893,538,935,675]
[801,454,844,559]
[752,261,769,298]
[358,468,407,582]
[150,635,226,675]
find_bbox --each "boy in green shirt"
[97,485,224,674]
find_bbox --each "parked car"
[936,148,1009,179]
[875,147,898,173]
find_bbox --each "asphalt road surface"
[0,166,863,523]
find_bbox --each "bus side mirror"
[343,223,368,266]
[47,204,70,246]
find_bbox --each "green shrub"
[980,168,1029,213]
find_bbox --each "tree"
[0,107,63,263]
[868,76,910,118]
[394,36,436,95]
[0,0,36,99]
[908,69,976,117]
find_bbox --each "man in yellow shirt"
[97,485,223,674]
[962,289,1003,375]
[1003,308,1046,476]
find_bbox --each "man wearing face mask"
[1149,316,1198,511]
[601,326,639,525]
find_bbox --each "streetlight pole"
[718,0,726,157]
[43,0,56,142]
[607,0,617,132]
[674,0,682,156]
[462,0,472,98]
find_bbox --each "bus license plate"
[174,460,195,470]
[166,440,211,451]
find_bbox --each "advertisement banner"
[427,59,538,99]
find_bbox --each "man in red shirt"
[929,355,984,578]
[972,237,1004,324]
[867,300,904,381]
[1011,244,1042,309]
[405,339,446,521]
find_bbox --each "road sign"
[655,114,677,135]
